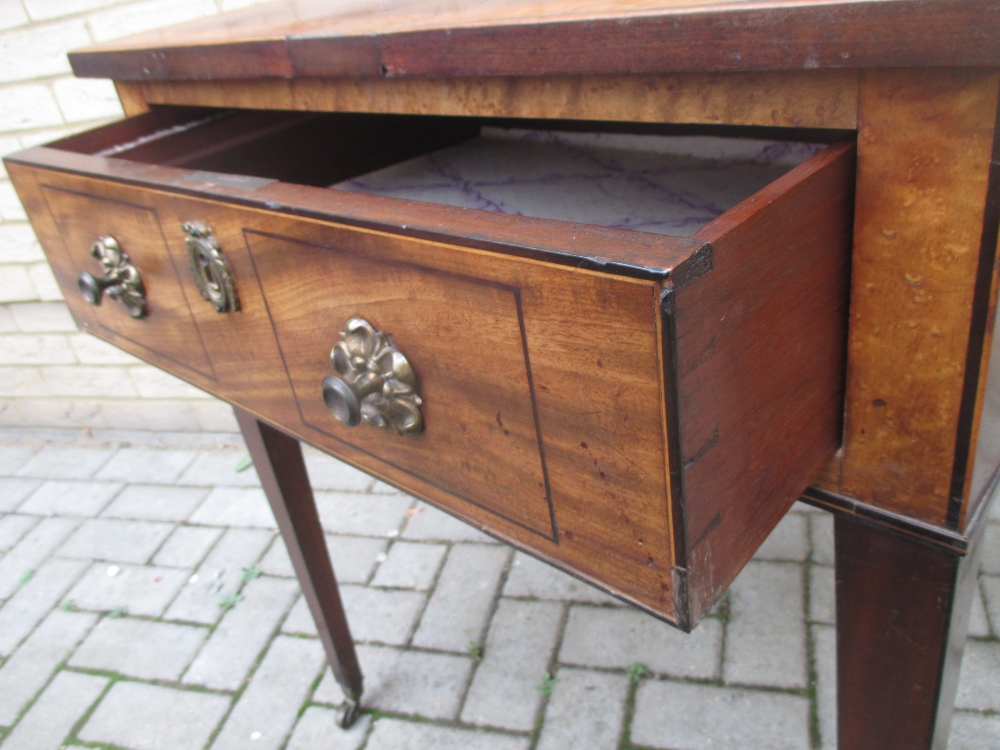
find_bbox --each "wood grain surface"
[114,81,148,116]
[835,513,985,749]
[835,70,1000,527]
[237,212,677,617]
[236,410,364,701]
[677,140,853,621]
[67,0,1000,81]
[247,226,560,541]
[6,159,680,620]
[137,71,859,131]
[96,110,480,189]
[124,73,1000,537]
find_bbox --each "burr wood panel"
[836,70,1000,527]
[135,70,859,132]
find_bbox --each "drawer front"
[238,214,677,616]
[248,229,556,539]
[10,161,679,618]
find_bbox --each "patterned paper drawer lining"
[333,128,823,237]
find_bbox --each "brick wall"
[0,0,271,432]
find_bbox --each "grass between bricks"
[48,598,278,747]
[5,460,854,748]
[360,708,530,737]
[535,671,558,697]
[294,636,502,740]
[803,562,824,750]
[63,660,242,748]
[805,681,821,748]
[297,666,331,722]
[63,669,118,748]
[379,512,441,649]
[617,661,645,750]
[199,660,256,750]
[453,546,517,724]
[217,591,244,611]
[67,739,134,749]
[626,662,650,682]
[6,650,89,733]
[465,639,483,660]
[527,600,571,750]
[553,592,812,750]
[200,582,301,750]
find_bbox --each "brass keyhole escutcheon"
[183,222,239,313]
[77,235,148,319]
[321,316,424,435]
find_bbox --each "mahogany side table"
[5,1,1000,747]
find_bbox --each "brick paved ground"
[0,429,998,749]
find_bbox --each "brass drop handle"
[321,316,424,435]
[78,236,148,319]
[183,222,239,313]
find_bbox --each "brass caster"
[337,699,361,729]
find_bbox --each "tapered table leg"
[235,408,364,726]
[835,515,984,750]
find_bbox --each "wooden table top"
[69,0,999,81]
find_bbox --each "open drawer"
[4,107,853,628]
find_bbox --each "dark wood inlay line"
[948,89,1000,529]
[514,288,559,543]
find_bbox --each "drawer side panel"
[678,141,854,622]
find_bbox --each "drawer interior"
[332,127,822,237]
[52,107,830,239]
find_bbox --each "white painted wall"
[0,0,271,431]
